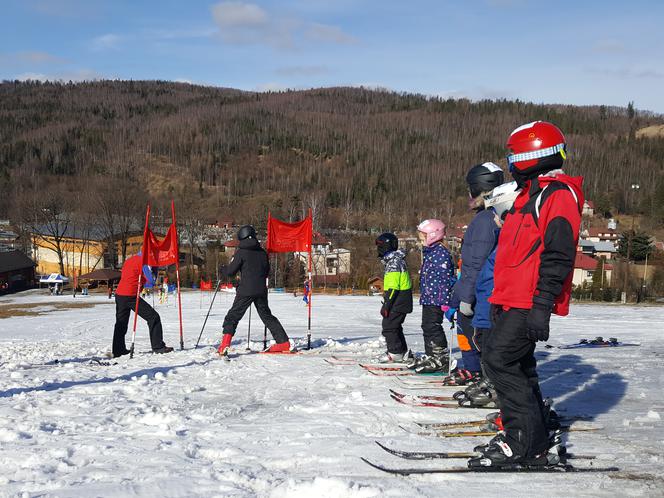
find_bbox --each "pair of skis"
[389,389,495,409]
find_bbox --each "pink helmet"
[417,219,446,247]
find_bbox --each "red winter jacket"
[489,173,584,316]
[115,254,142,297]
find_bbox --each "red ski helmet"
[506,121,566,175]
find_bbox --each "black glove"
[526,303,552,342]
[380,301,391,317]
[381,290,397,317]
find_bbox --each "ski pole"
[246,305,252,351]
[195,279,222,348]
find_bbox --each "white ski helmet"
[483,181,520,218]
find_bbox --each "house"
[582,200,595,217]
[577,239,618,260]
[295,233,351,287]
[30,225,144,277]
[0,228,19,252]
[585,227,619,243]
[368,276,383,294]
[572,253,613,287]
[0,250,36,294]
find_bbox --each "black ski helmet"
[466,162,505,199]
[237,225,257,240]
[375,232,398,257]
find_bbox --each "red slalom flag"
[266,213,313,254]
[143,224,178,267]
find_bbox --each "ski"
[389,388,456,402]
[361,457,618,475]
[367,369,449,377]
[360,364,409,371]
[418,425,602,438]
[415,415,592,431]
[391,393,493,409]
[374,441,596,461]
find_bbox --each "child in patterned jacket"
[410,219,455,373]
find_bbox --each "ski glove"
[526,303,552,342]
[459,301,474,317]
[381,290,397,317]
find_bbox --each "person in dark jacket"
[450,162,504,381]
[469,121,584,469]
[112,253,173,357]
[408,219,454,373]
[375,233,413,363]
[217,225,290,355]
[456,182,520,407]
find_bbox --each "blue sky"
[2,0,663,113]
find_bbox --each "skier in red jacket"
[113,254,173,357]
[469,121,584,468]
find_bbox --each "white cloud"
[588,67,664,79]
[92,34,123,51]
[15,68,104,82]
[212,2,268,28]
[209,1,356,50]
[254,82,290,92]
[305,23,357,45]
[592,40,626,54]
[16,51,66,64]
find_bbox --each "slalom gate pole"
[195,279,222,348]
[172,200,184,350]
[130,203,151,359]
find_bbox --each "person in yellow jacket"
[375,232,413,363]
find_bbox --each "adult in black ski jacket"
[217,225,290,354]
[223,237,270,297]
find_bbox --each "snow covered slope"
[1,291,663,496]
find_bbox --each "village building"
[0,250,36,294]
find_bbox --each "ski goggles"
[507,143,566,171]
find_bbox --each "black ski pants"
[382,311,408,354]
[421,305,448,355]
[222,294,289,344]
[113,295,166,355]
[483,306,549,458]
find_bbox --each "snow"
[1,290,663,496]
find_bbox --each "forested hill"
[1,80,663,230]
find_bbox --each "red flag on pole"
[143,224,178,267]
[266,213,313,254]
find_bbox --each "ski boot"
[485,411,504,431]
[265,341,291,353]
[375,350,414,364]
[217,333,233,356]
[446,368,481,386]
[468,433,549,469]
[453,377,493,402]
[414,349,449,374]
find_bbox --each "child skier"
[470,121,584,468]
[408,219,455,373]
[217,225,291,355]
[449,162,504,384]
[456,181,519,406]
[375,232,413,363]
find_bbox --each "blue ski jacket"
[450,209,498,308]
[419,244,454,306]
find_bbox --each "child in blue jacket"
[410,219,455,373]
